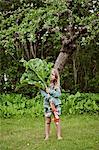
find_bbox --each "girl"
[41,68,62,140]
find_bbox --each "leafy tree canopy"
[0,0,98,55]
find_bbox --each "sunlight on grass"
[0,115,99,150]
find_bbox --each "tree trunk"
[24,41,29,59]
[54,52,69,72]
[54,27,87,73]
[30,41,36,58]
[73,53,77,87]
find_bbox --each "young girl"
[41,68,62,140]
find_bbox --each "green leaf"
[20,58,53,90]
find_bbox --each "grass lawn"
[0,114,99,150]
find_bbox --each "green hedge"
[0,92,99,118]
[0,93,43,118]
[61,92,99,115]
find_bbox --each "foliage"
[0,93,43,118]
[0,0,65,53]
[1,0,98,52]
[0,0,99,93]
[20,58,53,90]
[0,92,99,118]
[61,92,99,115]
[0,0,44,12]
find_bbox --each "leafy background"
[0,92,99,118]
[0,0,99,117]
[0,0,99,94]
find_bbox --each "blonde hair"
[50,68,60,89]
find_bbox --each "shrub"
[0,92,99,118]
[0,93,43,118]
[61,92,99,115]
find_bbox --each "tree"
[0,0,98,93]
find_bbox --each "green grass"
[0,115,99,150]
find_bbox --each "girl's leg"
[45,117,51,140]
[55,118,62,139]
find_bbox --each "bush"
[61,92,99,115]
[0,92,99,118]
[0,93,43,118]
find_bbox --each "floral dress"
[41,86,61,117]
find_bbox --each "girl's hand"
[46,87,50,93]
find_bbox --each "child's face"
[51,71,56,80]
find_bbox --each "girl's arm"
[50,101,59,119]
[50,102,55,112]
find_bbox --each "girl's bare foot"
[57,136,63,140]
[44,136,49,140]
